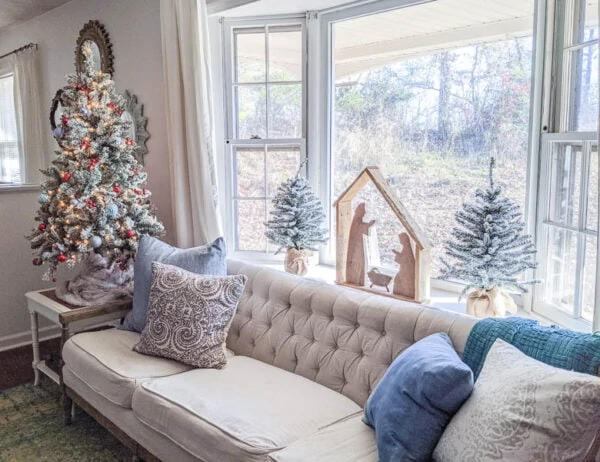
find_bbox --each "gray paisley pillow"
[434,339,600,461]
[133,262,247,369]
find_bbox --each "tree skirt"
[0,382,129,461]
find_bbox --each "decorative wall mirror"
[49,89,65,131]
[122,90,150,163]
[74,20,114,75]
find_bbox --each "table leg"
[29,310,40,386]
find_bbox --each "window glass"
[0,75,20,184]
[331,0,534,276]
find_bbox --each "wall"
[0,0,173,350]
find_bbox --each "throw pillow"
[133,262,246,368]
[122,235,227,333]
[363,333,474,462]
[434,339,600,461]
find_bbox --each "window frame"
[221,15,308,260]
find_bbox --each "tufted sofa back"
[226,260,477,407]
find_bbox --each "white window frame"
[221,15,308,261]
[533,0,600,332]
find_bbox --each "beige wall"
[0,0,173,349]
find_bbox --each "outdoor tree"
[439,157,538,298]
[28,43,164,295]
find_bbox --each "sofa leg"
[63,394,73,425]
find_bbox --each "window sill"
[0,183,40,192]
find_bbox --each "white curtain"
[160,0,222,247]
[10,48,44,185]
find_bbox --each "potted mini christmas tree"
[440,158,538,317]
[265,170,328,276]
[28,43,164,305]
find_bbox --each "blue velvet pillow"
[121,235,227,333]
[364,332,474,462]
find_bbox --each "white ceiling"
[0,0,72,33]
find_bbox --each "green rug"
[0,381,130,461]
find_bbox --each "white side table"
[25,289,132,386]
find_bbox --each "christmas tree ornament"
[27,41,164,306]
[90,236,102,248]
[112,185,121,194]
[440,158,538,318]
[265,165,328,276]
[125,137,135,146]
[32,258,41,266]
[38,223,46,231]
[125,229,135,238]
[53,127,64,138]
[106,203,119,218]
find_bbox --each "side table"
[25,289,132,386]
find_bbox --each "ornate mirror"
[49,89,65,131]
[74,20,114,75]
[121,90,150,163]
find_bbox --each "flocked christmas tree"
[440,158,538,298]
[265,170,328,253]
[28,42,164,291]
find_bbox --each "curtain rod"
[0,42,38,61]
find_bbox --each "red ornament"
[61,172,71,182]
[52,278,57,283]
[112,185,121,194]
[57,254,68,263]
[119,264,127,271]
[88,158,100,170]
[38,223,46,231]
[125,229,135,238]
[81,139,91,149]
[61,115,69,125]
[85,199,97,208]
[32,258,41,266]
[142,188,147,195]
[125,137,135,146]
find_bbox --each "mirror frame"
[49,89,65,131]
[122,90,150,164]
[74,20,114,75]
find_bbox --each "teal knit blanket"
[463,317,600,380]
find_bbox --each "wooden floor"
[0,338,61,391]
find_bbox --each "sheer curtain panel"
[160,0,223,247]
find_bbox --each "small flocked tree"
[440,157,538,297]
[28,43,164,283]
[265,173,328,253]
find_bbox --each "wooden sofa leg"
[63,393,73,425]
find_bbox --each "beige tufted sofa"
[61,260,477,462]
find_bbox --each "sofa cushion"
[364,333,473,462]
[434,339,600,461]
[62,328,194,408]
[134,262,246,368]
[122,235,227,333]
[132,355,361,462]
[267,413,377,462]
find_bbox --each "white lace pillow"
[434,339,600,461]
[133,262,247,369]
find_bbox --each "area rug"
[0,381,130,461]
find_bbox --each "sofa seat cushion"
[62,328,195,408]
[268,413,377,462]
[132,355,362,462]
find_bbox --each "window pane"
[543,227,578,316]
[235,30,265,83]
[587,148,598,230]
[582,235,597,321]
[236,148,265,197]
[268,28,302,81]
[580,0,598,44]
[548,143,582,226]
[331,1,533,274]
[0,75,21,184]
[266,147,301,196]
[569,45,599,131]
[268,84,302,138]
[236,200,267,251]
[236,85,266,139]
